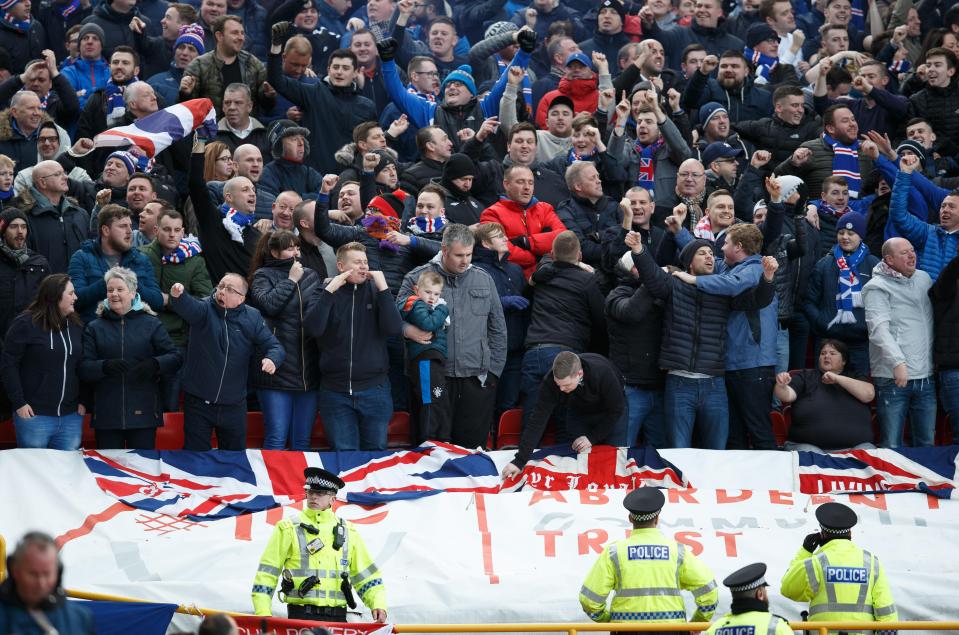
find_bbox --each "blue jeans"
[495,350,524,414]
[664,374,728,449]
[14,412,83,449]
[776,327,790,373]
[318,383,392,450]
[625,386,664,447]
[939,369,959,439]
[257,389,318,450]
[875,376,937,448]
[520,345,570,436]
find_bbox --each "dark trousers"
[159,345,187,411]
[183,393,247,450]
[725,366,777,450]
[788,313,810,370]
[387,335,409,412]
[409,357,451,445]
[94,427,157,450]
[448,375,497,449]
[286,604,347,622]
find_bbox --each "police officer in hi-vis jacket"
[705,563,793,635]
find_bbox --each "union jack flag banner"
[92,98,216,157]
[794,447,959,497]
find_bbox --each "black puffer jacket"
[633,247,775,376]
[250,257,322,391]
[471,245,528,353]
[908,79,959,149]
[78,307,181,429]
[605,278,665,389]
[554,194,621,270]
[399,158,444,197]
[313,196,440,295]
[526,259,607,353]
[931,255,959,370]
[733,108,822,167]
[0,247,49,343]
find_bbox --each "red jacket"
[535,77,599,128]
[479,197,567,278]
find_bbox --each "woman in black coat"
[248,230,322,450]
[1,273,86,449]
[78,266,181,449]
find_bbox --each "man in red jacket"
[479,165,566,278]
[534,51,613,129]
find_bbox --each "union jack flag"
[93,98,217,157]
[795,447,959,498]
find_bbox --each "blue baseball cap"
[564,52,593,70]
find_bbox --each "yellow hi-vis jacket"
[251,507,387,616]
[705,610,794,635]
[780,538,898,631]
[579,527,719,624]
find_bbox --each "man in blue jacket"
[68,204,163,323]
[169,274,284,450]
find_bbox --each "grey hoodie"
[862,261,934,379]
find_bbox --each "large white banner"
[1,449,956,628]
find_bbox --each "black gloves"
[271,21,292,47]
[510,235,530,251]
[516,28,537,53]
[129,358,160,381]
[377,38,398,63]
[803,532,822,552]
[103,359,131,377]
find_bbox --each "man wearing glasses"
[170,273,284,450]
[19,159,90,273]
[12,122,94,207]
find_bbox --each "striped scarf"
[889,58,911,74]
[633,136,664,190]
[106,78,138,126]
[693,214,715,240]
[567,147,598,164]
[497,55,531,114]
[57,0,80,20]
[161,237,203,264]
[744,47,778,82]
[850,0,865,31]
[220,203,254,244]
[827,242,867,328]
[0,0,30,33]
[823,133,860,198]
[819,201,850,218]
[406,82,436,103]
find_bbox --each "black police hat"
[723,562,769,592]
[304,467,345,493]
[624,487,665,521]
[816,502,858,534]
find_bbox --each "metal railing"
[61,588,959,635]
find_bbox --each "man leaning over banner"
[579,487,718,632]
[780,502,898,630]
[252,467,388,623]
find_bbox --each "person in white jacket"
[862,236,935,448]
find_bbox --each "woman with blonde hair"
[78,267,182,449]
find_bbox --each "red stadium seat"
[770,410,789,447]
[496,409,523,449]
[387,412,411,448]
[246,412,265,449]
[81,414,95,448]
[158,412,186,450]
[0,418,15,449]
[310,413,330,450]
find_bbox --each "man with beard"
[69,203,162,322]
[77,47,142,138]
[682,51,772,123]
[775,103,872,203]
[268,28,376,174]
[0,208,49,352]
[639,0,745,69]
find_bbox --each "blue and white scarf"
[105,78,138,126]
[823,133,861,198]
[161,237,203,264]
[567,147,598,164]
[57,0,80,20]
[889,58,911,75]
[0,0,31,34]
[744,47,778,83]
[220,203,254,244]
[850,0,865,32]
[496,55,531,114]
[827,241,867,328]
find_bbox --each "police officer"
[705,563,793,635]
[579,487,719,632]
[251,468,388,622]
[780,502,897,630]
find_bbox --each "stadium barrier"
[63,588,959,635]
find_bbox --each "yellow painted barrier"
[61,588,959,635]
